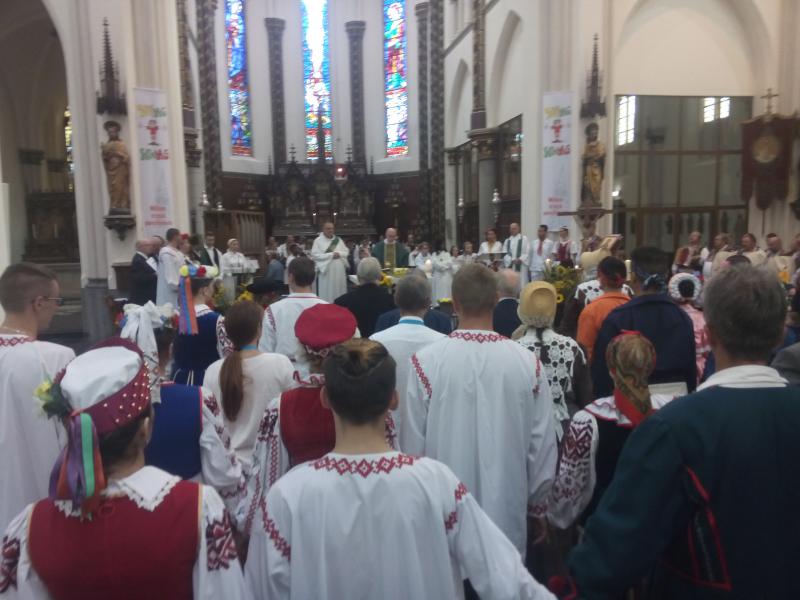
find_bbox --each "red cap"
[295,304,357,355]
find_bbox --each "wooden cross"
[761,88,779,114]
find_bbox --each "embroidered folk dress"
[403,330,558,555]
[515,328,589,439]
[172,304,231,386]
[0,334,74,532]
[0,466,247,599]
[546,394,675,530]
[244,451,556,600]
[233,374,398,536]
[574,279,634,306]
[310,234,349,302]
[259,292,328,377]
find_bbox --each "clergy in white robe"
[244,337,554,600]
[431,250,455,302]
[311,223,349,302]
[0,334,73,531]
[403,264,558,556]
[529,226,555,281]
[502,223,531,287]
[156,241,184,307]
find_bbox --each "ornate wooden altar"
[23,192,79,262]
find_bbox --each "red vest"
[280,386,336,467]
[28,480,200,600]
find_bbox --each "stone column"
[265,18,287,166]
[415,3,430,238]
[429,0,445,242]
[446,148,461,245]
[196,0,223,206]
[471,0,486,129]
[469,129,498,235]
[345,21,366,165]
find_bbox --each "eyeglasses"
[43,297,65,307]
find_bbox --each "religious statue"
[580,122,605,207]
[102,120,131,214]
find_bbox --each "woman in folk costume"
[235,303,397,536]
[547,332,675,531]
[0,339,247,599]
[203,301,295,468]
[171,263,232,386]
[513,282,592,438]
[668,273,710,382]
[221,238,248,302]
[244,339,553,599]
[119,302,242,498]
[431,241,455,304]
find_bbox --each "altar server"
[311,222,349,302]
[0,339,247,599]
[0,263,74,531]
[503,222,531,286]
[244,339,555,600]
[529,225,554,281]
[403,263,558,555]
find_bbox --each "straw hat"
[513,281,557,339]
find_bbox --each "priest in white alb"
[0,263,75,531]
[311,222,349,302]
[503,222,531,287]
[403,263,558,557]
[244,339,554,599]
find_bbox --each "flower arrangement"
[236,289,255,303]
[378,273,394,289]
[543,264,580,305]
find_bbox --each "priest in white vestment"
[403,264,558,556]
[156,229,185,307]
[0,264,75,531]
[311,222,349,302]
[244,339,554,600]
[370,274,444,440]
[503,222,531,287]
[259,256,327,376]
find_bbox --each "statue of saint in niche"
[581,122,605,207]
[102,120,131,214]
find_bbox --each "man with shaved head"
[502,222,530,288]
[371,227,409,270]
[129,238,158,304]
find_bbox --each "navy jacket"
[493,297,521,338]
[591,293,696,397]
[374,307,452,335]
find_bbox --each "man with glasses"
[0,263,74,531]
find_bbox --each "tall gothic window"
[302,0,332,161]
[226,0,252,156]
[63,108,74,191]
[384,0,409,157]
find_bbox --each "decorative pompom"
[188,264,198,277]
[36,378,72,420]
[179,265,190,277]
[206,266,220,279]
[197,266,207,277]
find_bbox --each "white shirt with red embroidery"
[245,451,555,600]
[546,394,675,530]
[258,292,328,377]
[232,375,399,536]
[0,334,74,532]
[402,330,558,555]
[0,466,247,599]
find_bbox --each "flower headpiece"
[178,264,219,334]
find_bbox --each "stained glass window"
[63,108,73,191]
[226,0,252,156]
[384,0,408,157]
[302,0,332,161]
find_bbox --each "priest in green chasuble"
[372,227,409,270]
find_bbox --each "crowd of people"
[0,221,799,599]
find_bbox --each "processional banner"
[134,87,174,237]
[541,92,574,230]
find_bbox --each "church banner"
[134,87,174,237]
[541,92,574,230]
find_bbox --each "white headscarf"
[120,301,176,403]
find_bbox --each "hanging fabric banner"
[134,87,174,237]
[541,92,574,230]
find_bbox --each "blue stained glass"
[384,0,408,157]
[302,0,332,161]
[226,0,252,156]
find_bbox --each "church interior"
[1,0,799,342]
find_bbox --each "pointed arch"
[446,59,470,146]
[487,10,522,126]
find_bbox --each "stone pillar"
[265,18,287,166]
[469,129,498,235]
[196,0,223,205]
[446,148,461,246]
[415,3,430,238]
[429,0,445,242]
[345,21,366,165]
[470,0,486,129]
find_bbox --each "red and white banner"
[540,92,574,230]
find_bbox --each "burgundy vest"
[280,386,336,467]
[29,480,200,600]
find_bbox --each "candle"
[625,259,632,281]
[545,258,552,271]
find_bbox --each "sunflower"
[556,293,565,304]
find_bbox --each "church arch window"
[225,0,252,156]
[302,0,332,161]
[383,0,409,157]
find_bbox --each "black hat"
[247,277,288,295]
